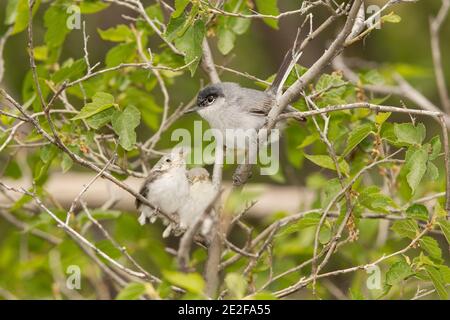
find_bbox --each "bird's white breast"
[146,167,189,215]
[179,181,216,229]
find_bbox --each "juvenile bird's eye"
[165,158,171,163]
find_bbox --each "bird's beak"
[177,146,190,157]
[184,106,201,114]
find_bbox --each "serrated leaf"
[437,219,450,245]
[358,186,396,213]
[394,123,426,146]
[225,273,246,299]
[86,108,114,129]
[174,19,205,75]
[116,282,146,300]
[429,136,441,160]
[112,105,141,151]
[342,123,373,156]
[419,236,442,261]
[404,147,429,194]
[424,265,448,300]
[162,271,205,295]
[405,204,429,221]
[72,92,116,120]
[304,154,349,175]
[385,260,413,286]
[391,219,418,239]
[425,162,439,181]
[254,0,279,29]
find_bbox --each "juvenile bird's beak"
[177,146,190,157]
[184,106,201,114]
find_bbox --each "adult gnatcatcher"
[186,82,304,135]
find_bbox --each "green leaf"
[217,26,236,55]
[358,186,396,213]
[112,105,141,151]
[116,282,146,300]
[145,4,164,22]
[33,45,48,61]
[98,25,133,42]
[174,19,205,75]
[419,236,442,261]
[360,69,384,85]
[230,15,251,35]
[385,260,413,286]
[321,178,341,207]
[405,204,429,221]
[342,123,373,156]
[105,42,136,67]
[429,135,441,160]
[162,271,205,295]
[375,112,391,126]
[304,154,349,175]
[72,92,116,120]
[391,219,418,239]
[44,3,71,49]
[52,59,87,84]
[404,147,429,194]
[437,219,450,245]
[224,273,247,299]
[394,123,426,146]
[173,0,190,18]
[5,0,20,25]
[381,12,402,24]
[276,212,317,237]
[11,0,40,35]
[86,108,115,130]
[424,265,448,300]
[61,153,73,173]
[254,0,279,29]
[40,145,58,163]
[80,1,109,14]
[425,162,439,181]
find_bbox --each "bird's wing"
[248,98,298,116]
[135,171,158,209]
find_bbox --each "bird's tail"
[266,29,303,97]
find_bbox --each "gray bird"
[135,148,189,237]
[186,82,304,151]
[188,82,302,132]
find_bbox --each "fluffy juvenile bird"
[135,148,189,235]
[179,167,217,237]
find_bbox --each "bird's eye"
[206,95,216,104]
[165,158,171,163]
